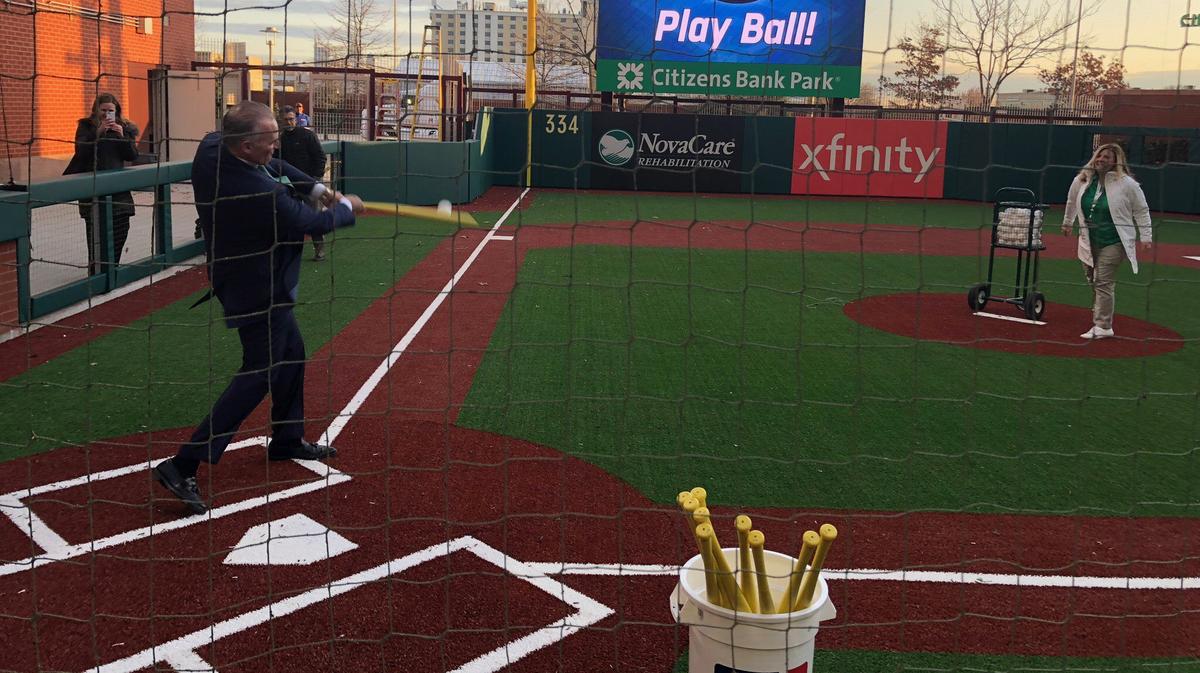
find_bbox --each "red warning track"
[1,210,1198,671]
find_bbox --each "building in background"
[195,49,223,64]
[995,90,1058,109]
[430,0,593,68]
[314,42,333,65]
[224,41,248,64]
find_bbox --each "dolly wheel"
[1023,292,1046,321]
[967,283,990,312]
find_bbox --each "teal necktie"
[261,164,292,186]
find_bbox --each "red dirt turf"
[1,203,1198,671]
[843,293,1185,358]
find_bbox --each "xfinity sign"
[597,0,866,97]
[791,119,950,198]
[797,133,941,183]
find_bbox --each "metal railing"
[0,141,342,324]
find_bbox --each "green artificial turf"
[0,216,451,459]
[456,245,1200,517]
[673,650,1200,673]
[477,191,1200,245]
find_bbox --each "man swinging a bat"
[152,101,366,515]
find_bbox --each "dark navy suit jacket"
[192,132,355,327]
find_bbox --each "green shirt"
[1083,179,1121,248]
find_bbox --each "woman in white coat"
[1060,143,1152,340]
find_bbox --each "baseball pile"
[995,207,1044,248]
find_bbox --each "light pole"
[1068,0,1083,111]
[261,26,279,111]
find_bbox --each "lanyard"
[1087,176,1106,223]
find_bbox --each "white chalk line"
[521,562,1197,591]
[0,437,351,577]
[89,535,613,673]
[1,190,531,580]
[86,553,1192,671]
[163,650,219,673]
[318,187,526,447]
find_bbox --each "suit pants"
[1084,243,1125,331]
[178,309,306,464]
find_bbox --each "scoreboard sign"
[596,0,866,97]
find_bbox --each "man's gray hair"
[222,101,275,149]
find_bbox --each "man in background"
[278,105,330,260]
[294,101,312,128]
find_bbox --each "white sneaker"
[1081,327,1115,340]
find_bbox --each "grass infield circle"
[843,293,1184,359]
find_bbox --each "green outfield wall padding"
[506,109,1198,214]
[533,110,590,189]
[341,140,491,205]
[943,123,1096,204]
[944,123,1200,213]
[742,115,795,195]
[490,109,533,187]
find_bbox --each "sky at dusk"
[194,0,1199,92]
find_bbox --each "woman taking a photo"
[63,92,140,275]
[1060,143,1152,340]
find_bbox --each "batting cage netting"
[1,0,1198,672]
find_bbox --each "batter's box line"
[89,535,614,673]
[0,436,352,578]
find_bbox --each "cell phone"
[104,110,116,122]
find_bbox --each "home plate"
[1185,256,1200,263]
[223,513,358,565]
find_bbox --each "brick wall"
[0,0,195,164]
[1102,90,1200,129]
[0,241,18,328]
[0,5,35,173]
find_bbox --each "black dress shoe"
[152,459,207,515]
[268,440,338,462]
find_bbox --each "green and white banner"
[596,0,866,97]
[596,61,861,97]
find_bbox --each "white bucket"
[670,548,837,673]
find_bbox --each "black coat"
[63,117,139,174]
[63,117,140,218]
[275,126,326,182]
[192,132,355,327]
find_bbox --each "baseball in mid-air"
[438,199,452,215]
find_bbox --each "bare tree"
[500,0,597,91]
[930,0,1098,106]
[316,0,388,68]
[850,82,881,106]
[538,0,597,89]
[962,87,987,107]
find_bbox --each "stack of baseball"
[995,207,1043,248]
